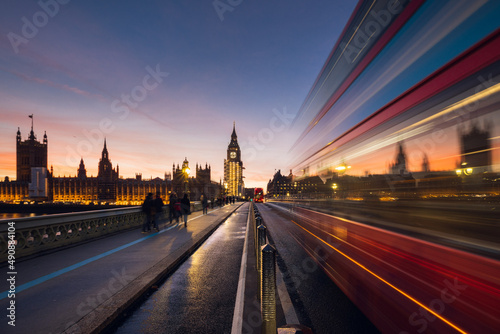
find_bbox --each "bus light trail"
[290,220,469,334]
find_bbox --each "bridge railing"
[0,202,203,262]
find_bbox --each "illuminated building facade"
[49,141,169,204]
[1,123,223,204]
[224,123,244,197]
[267,170,294,197]
[0,124,170,204]
[171,159,221,201]
[267,170,327,197]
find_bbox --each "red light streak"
[291,219,469,334]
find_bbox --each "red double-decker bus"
[254,188,264,203]
[283,1,500,332]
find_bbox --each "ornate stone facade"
[223,123,244,197]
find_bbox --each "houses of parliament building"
[0,123,223,204]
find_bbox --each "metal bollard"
[256,225,266,270]
[257,224,267,301]
[255,216,262,253]
[261,244,277,334]
[256,216,262,230]
[251,205,255,228]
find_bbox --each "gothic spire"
[78,158,87,179]
[229,122,239,149]
[231,121,237,140]
[102,138,109,159]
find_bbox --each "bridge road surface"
[114,202,380,334]
[0,203,242,334]
[113,203,250,334]
[257,203,380,334]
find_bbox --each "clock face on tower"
[230,151,236,159]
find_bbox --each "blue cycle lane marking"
[0,222,180,300]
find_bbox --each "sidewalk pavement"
[65,203,243,334]
[0,204,242,334]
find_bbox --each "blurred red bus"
[254,188,264,203]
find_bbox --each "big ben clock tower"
[224,122,244,197]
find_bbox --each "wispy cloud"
[1,67,109,102]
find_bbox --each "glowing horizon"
[0,1,358,190]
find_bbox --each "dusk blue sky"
[0,0,357,189]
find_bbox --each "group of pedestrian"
[142,192,191,232]
[141,192,164,233]
[142,191,231,233]
[167,192,191,227]
[213,195,236,207]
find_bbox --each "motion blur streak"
[271,0,500,332]
[400,82,500,134]
[289,218,468,334]
[271,204,500,333]
[296,0,426,137]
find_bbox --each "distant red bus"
[254,188,264,203]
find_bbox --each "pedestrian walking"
[201,193,208,215]
[181,193,190,227]
[169,192,178,224]
[174,196,182,223]
[152,192,164,231]
[141,193,154,233]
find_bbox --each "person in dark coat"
[141,193,154,233]
[180,193,190,227]
[169,192,179,224]
[152,192,164,231]
[201,193,208,215]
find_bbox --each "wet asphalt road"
[113,204,248,334]
[256,203,380,334]
[113,201,379,334]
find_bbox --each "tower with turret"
[224,122,244,197]
[97,139,118,201]
[16,115,47,182]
